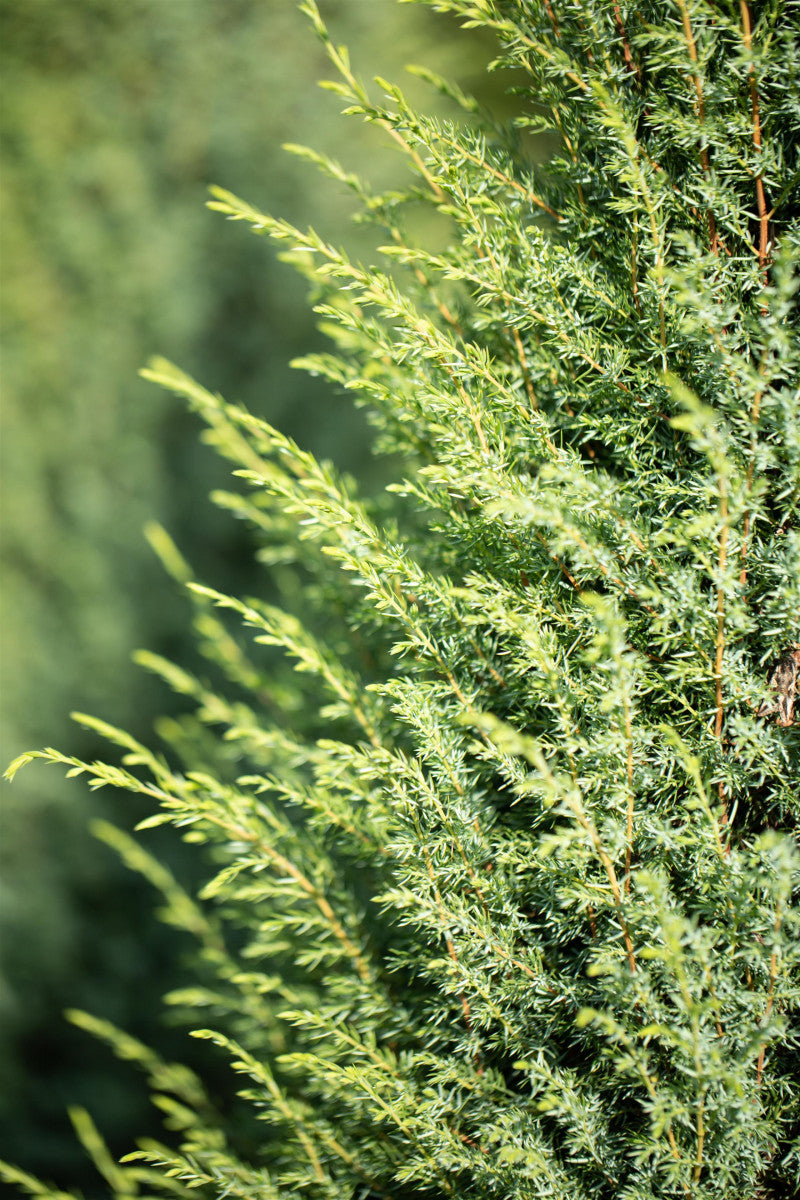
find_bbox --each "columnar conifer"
[4,2,799,1197]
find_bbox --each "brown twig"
[227,822,374,984]
[692,1092,707,1185]
[543,0,561,40]
[567,795,637,974]
[737,0,774,588]
[532,530,582,592]
[435,129,561,221]
[677,0,719,253]
[415,820,476,1046]
[612,1,641,81]
[739,1,770,284]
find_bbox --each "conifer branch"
[739,1,770,283]
[227,823,373,985]
[676,0,718,254]
[612,1,640,82]
[421,124,560,219]
[414,812,477,1039]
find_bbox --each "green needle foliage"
[4,1,799,1197]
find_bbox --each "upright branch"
[739,0,770,284]
[612,1,640,82]
[676,0,718,253]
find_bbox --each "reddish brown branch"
[612,2,641,81]
[677,0,719,253]
[543,0,561,39]
[737,6,771,603]
[740,1,770,282]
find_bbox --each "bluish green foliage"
[4,1,799,1197]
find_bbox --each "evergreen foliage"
[0,0,479,1176]
[4,1,799,1197]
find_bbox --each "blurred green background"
[0,0,504,1184]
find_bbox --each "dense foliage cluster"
[4,1,799,1197]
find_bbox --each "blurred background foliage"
[0,0,509,1184]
